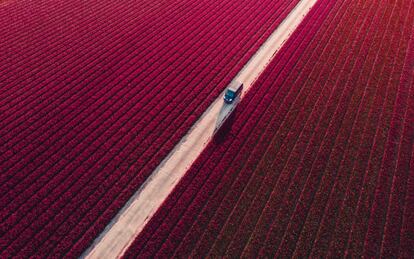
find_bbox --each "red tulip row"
[0,0,302,257]
[123,0,336,256]
[172,1,343,257]
[315,3,414,258]
[264,0,413,257]
[381,33,414,258]
[226,0,370,256]
[288,0,407,256]
[398,148,414,258]
[363,19,414,258]
[123,0,414,257]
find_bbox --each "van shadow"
[213,103,237,144]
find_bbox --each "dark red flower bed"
[123,0,414,257]
[0,0,301,257]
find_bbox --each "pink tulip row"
[123,0,414,257]
[0,0,301,257]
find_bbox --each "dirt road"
[83,0,318,257]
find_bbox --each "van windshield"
[225,90,235,98]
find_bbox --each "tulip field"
[0,0,301,257]
[123,0,414,257]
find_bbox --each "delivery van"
[224,81,243,104]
